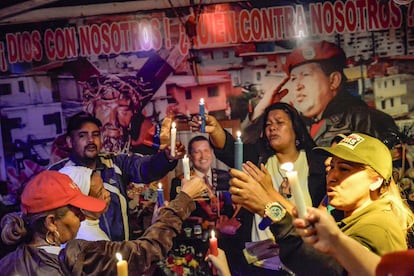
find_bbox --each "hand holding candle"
[182,155,190,180]
[281,162,307,218]
[170,122,177,157]
[199,98,205,133]
[116,252,128,276]
[157,182,165,207]
[209,230,218,256]
[234,131,243,170]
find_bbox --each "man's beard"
[75,151,97,166]
[82,155,97,166]
[84,143,99,156]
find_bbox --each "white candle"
[182,154,190,180]
[116,252,128,276]
[281,162,307,218]
[170,121,177,157]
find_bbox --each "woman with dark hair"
[191,102,326,206]
[0,171,207,275]
[189,102,326,275]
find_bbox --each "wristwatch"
[259,202,286,230]
[265,202,286,222]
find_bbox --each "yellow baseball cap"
[314,133,392,180]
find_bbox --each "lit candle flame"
[200,98,204,105]
[281,162,294,172]
[116,252,123,262]
[236,130,241,139]
[211,229,216,239]
[158,182,163,190]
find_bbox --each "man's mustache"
[85,143,98,150]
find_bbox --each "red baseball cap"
[284,40,346,74]
[21,170,106,214]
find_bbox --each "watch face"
[266,202,286,222]
[270,205,284,217]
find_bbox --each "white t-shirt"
[76,219,110,241]
[249,150,311,271]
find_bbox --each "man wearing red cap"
[281,40,400,148]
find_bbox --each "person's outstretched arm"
[293,207,380,276]
[61,176,207,275]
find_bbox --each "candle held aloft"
[281,162,307,218]
[170,122,177,157]
[234,131,243,170]
[199,98,206,133]
[182,155,190,180]
[157,182,164,207]
[116,252,128,276]
[209,230,218,256]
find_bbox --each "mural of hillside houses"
[0,74,64,182]
[166,73,236,119]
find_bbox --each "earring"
[45,230,61,246]
[45,231,56,245]
[295,139,300,147]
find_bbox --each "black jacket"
[307,89,401,148]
